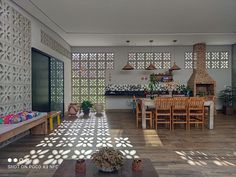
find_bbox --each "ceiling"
[12,0,236,46]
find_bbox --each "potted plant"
[148,73,157,98]
[175,84,185,94]
[219,86,234,115]
[91,147,124,172]
[81,100,93,116]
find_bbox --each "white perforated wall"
[0,0,31,116]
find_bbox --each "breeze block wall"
[0,0,31,116]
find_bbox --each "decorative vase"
[68,103,79,116]
[75,159,86,173]
[132,159,142,171]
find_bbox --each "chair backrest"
[159,94,172,98]
[136,99,142,113]
[203,95,215,101]
[155,97,172,109]
[189,97,204,108]
[172,97,188,109]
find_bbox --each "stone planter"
[94,103,104,115]
[223,105,234,115]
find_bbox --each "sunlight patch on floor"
[176,150,236,167]
[7,112,142,166]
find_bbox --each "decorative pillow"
[18,113,27,122]
[17,112,26,121]
[9,115,21,124]
[26,112,34,119]
[3,114,14,124]
[0,117,3,124]
[33,111,40,117]
[1,111,40,124]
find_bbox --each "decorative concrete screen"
[72,53,114,104]
[50,58,64,113]
[0,0,31,116]
[185,51,229,69]
[128,52,171,69]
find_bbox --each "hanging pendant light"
[146,63,156,70]
[170,40,181,71]
[122,62,134,70]
[122,40,134,70]
[145,40,156,70]
[170,62,181,71]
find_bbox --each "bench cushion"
[1,111,41,124]
[0,113,47,135]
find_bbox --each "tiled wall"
[0,0,31,116]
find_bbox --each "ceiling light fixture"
[170,40,181,71]
[122,40,134,70]
[145,40,156,70]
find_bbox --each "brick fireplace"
[187,43,216,97]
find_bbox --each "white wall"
[72,45,232,110]
[8,1,72,112]
[30,20,72,112]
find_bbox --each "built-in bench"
[0,113,48,144]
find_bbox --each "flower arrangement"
[91,147,124,172]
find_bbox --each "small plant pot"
[83,108,90,115]
[75,159,86,173]
[132,159,142,171]
[223,106,234,115]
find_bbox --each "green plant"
[176,84,186,92]
[184,86,193,96]
[148,73,157,93]
[219,86,233,107]
[81,100,93,110]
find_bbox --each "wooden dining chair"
[136,99,153,128]
[188,97,205,130]
[154,97,172,130]
[172,97,188,130]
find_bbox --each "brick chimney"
[187,43,216,96]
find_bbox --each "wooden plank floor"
[0,112,236,177]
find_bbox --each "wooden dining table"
[140,98,214,129]
[52,159,159,177]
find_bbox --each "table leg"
[142,102,146,129]
[49,116,53,131]
[57,113,61,126]
[209,102,214,129]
